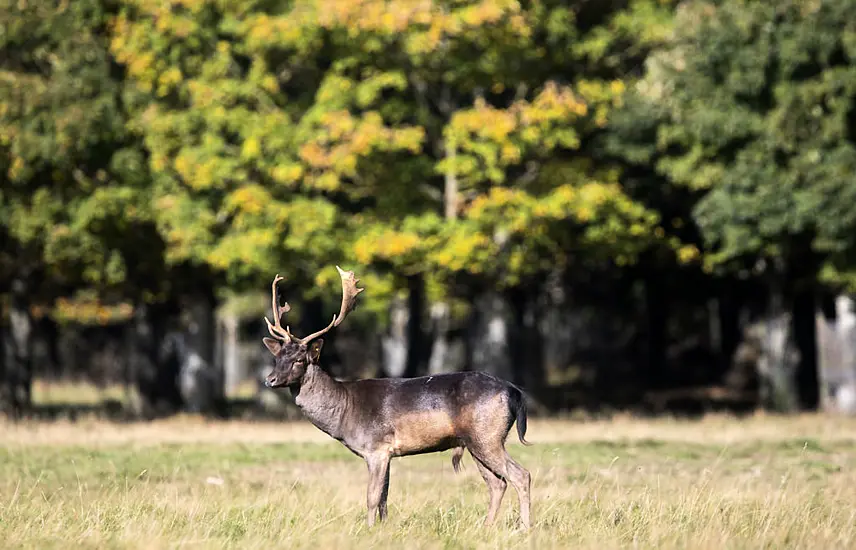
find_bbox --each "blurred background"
[2,0,855,421]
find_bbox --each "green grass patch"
[1,421,855,549]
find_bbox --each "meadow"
[2,412,855,549]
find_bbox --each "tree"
[0,0,147,413]
[610,0,856,410]
[111,0,691,392]
[0,0,217,416]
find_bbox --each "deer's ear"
[308,339,324,363]
[263,337,283,356]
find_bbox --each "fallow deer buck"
[262,267,532,528]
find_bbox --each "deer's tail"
[451,446,464,473]
[509,383,532,446]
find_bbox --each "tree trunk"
[178,290,224,416]
[756,284,800,412]
[469,290,513,381]
[427,301,450,374]
[792,286,819,410]
[427,302,459,374]
[718,283,742,374]
[815,295,856,414]
[508,286,544,390]
[0,309,7,415]
[643,270,668,390]
[129,303,182,417]
[38,315,62,380]
[427,137,462,376]
[787,238,822,410]
[540,273,572,385]
[3,277,33,417]
[381,294,408,377]
[0,319,4,411]
[403,274,426,378]
[379,277,426,379]
[220,314,240,397]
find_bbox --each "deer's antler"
[265,274,293,342]
[292,266,364,345]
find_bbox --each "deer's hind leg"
[465,418,531,529]
[470,451,507,526]
[467,442,531,530]
[503,451,531,529]
[463,392,532,529]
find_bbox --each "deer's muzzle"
[265,373,283,388]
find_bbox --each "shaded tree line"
[3,0,856,418]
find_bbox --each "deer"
[261,266,532,529]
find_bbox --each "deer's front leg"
[366,453,391,526]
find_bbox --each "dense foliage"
[104,0,690,305]
[611,0,856,285]
[3,0,856,414]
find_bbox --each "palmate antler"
[265,266,364,345]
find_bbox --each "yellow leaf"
[242,138,261,160]
[677,245,700,264]
[272,164,303,185]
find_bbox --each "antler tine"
[293,266,364,345]
[265,274,292,342]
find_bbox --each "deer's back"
[342,371,514,457]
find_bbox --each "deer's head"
[262,266,364,388]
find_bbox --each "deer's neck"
[291,364,349,440]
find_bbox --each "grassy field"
[2,413,855,549]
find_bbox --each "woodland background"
[3,0,856,420]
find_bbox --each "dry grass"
[31,379,129,407]
[31,378,259,407]
[2,413,856,549]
